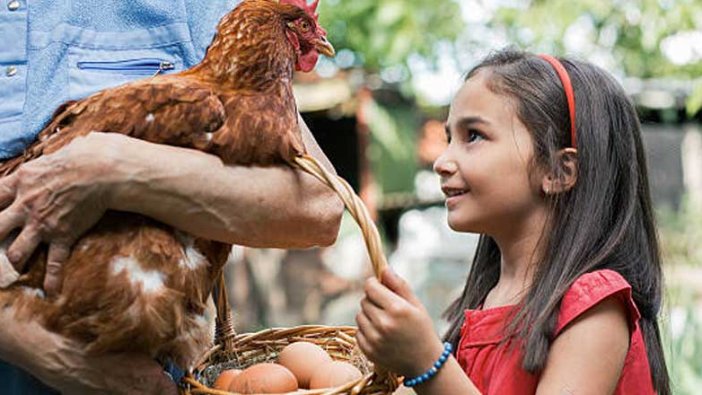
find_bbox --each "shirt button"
[6,66,17,77]
[8,1,21,11]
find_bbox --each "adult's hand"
[0,133,120,296]
[2,316,177,395]
[51,350,179,395]
[0,120,343,296]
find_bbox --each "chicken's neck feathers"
[189,3,296,91]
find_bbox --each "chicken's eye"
[300,20,310,32]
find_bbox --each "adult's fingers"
[44,243,72,297]
[0,173,18,209]
[7,226,41,271]
[0,206,22,242]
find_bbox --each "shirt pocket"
[67,46,183,101]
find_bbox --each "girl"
[355,49,670,394]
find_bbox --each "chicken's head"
[281,0,335,72]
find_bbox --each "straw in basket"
[181,154,402,395]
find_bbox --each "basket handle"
[212,154,389,349]
[293,155,388,279]
[213,271,237,352]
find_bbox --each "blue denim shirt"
[0,0,238,159]
[0,0,237,392]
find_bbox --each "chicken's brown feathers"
[0,0,332,369]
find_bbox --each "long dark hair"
[442,49,670,394]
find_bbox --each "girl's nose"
[433,153,458,176]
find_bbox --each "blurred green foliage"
[662,291,702,394]
[365,100,419,195]
[657,196,702,267]
[490,0,702,115]
[658,195,702,392]
[317,0,463,72]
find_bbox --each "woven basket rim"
[182,155,398,395]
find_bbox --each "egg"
[309,361,363,389]
[277,341,333,388]
[213,369,242,390]
[228,363,298,394]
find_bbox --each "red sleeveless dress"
[455,269,655,394]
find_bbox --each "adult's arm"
[0,306,177,395]
[0,116,344,293]
[109,115,343,248]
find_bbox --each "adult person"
[0,0,343,393]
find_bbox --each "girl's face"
[434,71,547,238]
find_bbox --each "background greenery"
[312,0,701,392]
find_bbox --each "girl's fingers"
[355,328,373,357]
[355,310,381,345]
[360,297,384,326]
[381,268,420,305]
[363,276,406,310]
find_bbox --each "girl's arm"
[536,296,630,395]
[356,269,481,395]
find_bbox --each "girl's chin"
[447,215,479,233]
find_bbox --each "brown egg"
[213,369,242,390]
[277,341,332,388]
[228,363,298,394]
[309,361,363,389]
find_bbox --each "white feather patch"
[21,286,45,299]
[0,239,19,288]
[145,113,155,123]
[111,256,165,294]
[175,232,206,270]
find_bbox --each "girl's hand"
[355,268,444,377]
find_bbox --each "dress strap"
[555,269,641,336]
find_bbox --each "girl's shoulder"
[555,269,641,336]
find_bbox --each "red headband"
[539,54,577,148]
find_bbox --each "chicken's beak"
[314,36,335,57]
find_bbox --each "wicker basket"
[180,155,401,395]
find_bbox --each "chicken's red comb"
[280,0,319,19]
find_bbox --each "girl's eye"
[465,129,484,143]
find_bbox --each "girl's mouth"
[442,187,468,197]
[442,187,468,208]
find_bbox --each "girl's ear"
[542,148,578,195]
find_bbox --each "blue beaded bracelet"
[402,342,453,387]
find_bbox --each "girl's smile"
[441,186,469,209]
[434,70,546,239]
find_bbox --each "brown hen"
[0,0,334,369]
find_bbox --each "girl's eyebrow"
[456,116,490,129]
[445,116,491,139]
